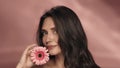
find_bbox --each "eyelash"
[41,30,57,36]
[53,30,57,34]
[42,31,47,35]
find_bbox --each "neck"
[54,53,65,68]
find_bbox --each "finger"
[26,55,35,67]
[19,44,37,65]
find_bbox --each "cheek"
[54,35,59,43]
[42,36,46,45]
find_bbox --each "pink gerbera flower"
[30,46,49,65]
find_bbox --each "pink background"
[0,0,120,68]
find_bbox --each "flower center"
[36,51,45,60]
[38,54,42,57]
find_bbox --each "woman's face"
[42,17,61,56]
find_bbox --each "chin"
[49,51,61,56]
[48,47,62,56]
[49,52,58,56]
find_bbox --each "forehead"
[42,17,55,29]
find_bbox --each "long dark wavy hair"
[36,6,100,68]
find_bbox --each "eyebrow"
[51,27,56,31]
[42,27,56,31]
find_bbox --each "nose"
[46,33,54,45]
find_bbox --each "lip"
[46,45,57,50]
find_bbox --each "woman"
[16,6,100,68]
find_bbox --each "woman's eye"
[42,31,47,35]
[53,30,57,34]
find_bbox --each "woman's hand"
[16,44,37,68]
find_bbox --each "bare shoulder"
[31,65,44,68]
[31,61,53,68]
